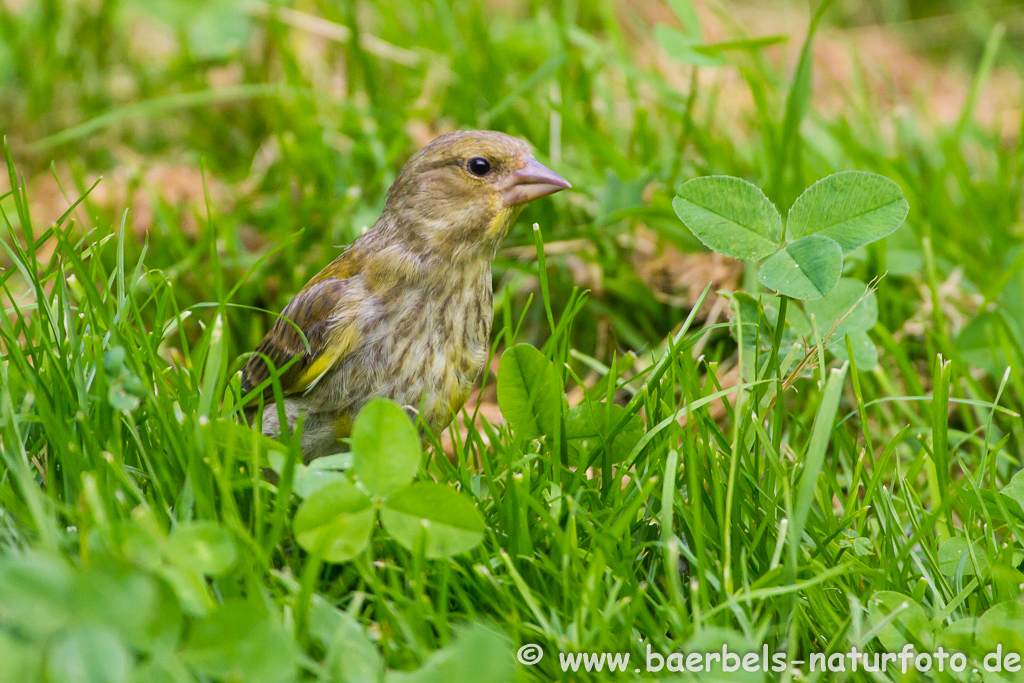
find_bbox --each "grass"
[2,0,1024,681]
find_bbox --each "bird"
[240,130,571,461]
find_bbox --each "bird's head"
[380,130,570,258]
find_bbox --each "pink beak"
[501,157,571,206]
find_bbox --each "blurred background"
[1,0,1022,376]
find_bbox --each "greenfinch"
[241,130,570,461]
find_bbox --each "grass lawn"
[2,0,1024,681]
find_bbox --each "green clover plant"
[674,171,908,368]
[282,398,485,562]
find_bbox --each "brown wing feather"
[241,252,361,401]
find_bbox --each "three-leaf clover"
[673,171,908,301]
[674,170,908,369]
[291,399,486,562]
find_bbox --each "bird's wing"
[241,258,362,402]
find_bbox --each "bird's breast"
[360,263,493,433]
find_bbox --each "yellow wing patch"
[291,325,360,395]
[241,258,363,403]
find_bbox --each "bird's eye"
[467,157,492,177]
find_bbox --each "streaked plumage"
[241,130,570,461]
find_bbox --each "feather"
[241,251,362,401]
